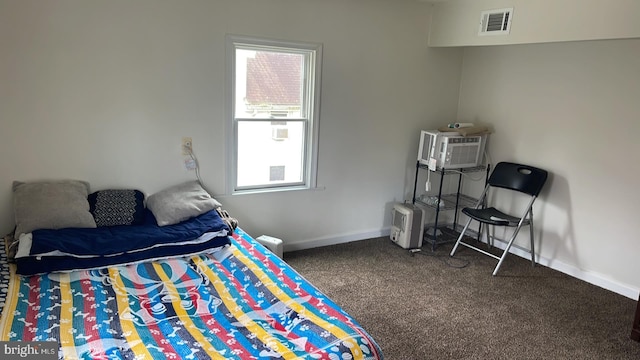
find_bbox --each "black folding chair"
[450,162,548,275]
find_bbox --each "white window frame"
[226,35,322,194]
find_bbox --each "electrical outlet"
[182,137,192,155]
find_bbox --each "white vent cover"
[479,8,513,36]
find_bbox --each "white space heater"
[390,203,424,249]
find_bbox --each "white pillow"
[146,181,221,226]
[13,180,97,238]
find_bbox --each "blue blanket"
[16,209,230,275]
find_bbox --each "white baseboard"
[284,227,639,300]
[483,237,639,300]
[283,227,392,253]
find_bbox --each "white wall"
[457,39,640,298]
[1,0,637,301]
[0,1,463,248]
[429,0,640,46]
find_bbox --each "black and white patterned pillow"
[88,190,145,227]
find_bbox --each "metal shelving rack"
[412,162,489,251]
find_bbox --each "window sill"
[215,185,325,198]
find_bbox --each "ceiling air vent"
[478,8,513,36]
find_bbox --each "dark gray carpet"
[285,237,640,359]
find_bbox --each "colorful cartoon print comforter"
[0,228,383,359]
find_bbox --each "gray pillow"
[146,181,221,226]
[13,180,97,238]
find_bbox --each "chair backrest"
[487,162,548,196]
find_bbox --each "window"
[227,35,322,193]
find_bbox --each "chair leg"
[528,210,536,267]
[483,224,491,249]
[492,225,526,276]
[450,218,473,257]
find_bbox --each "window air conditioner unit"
[271,127,289,141]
